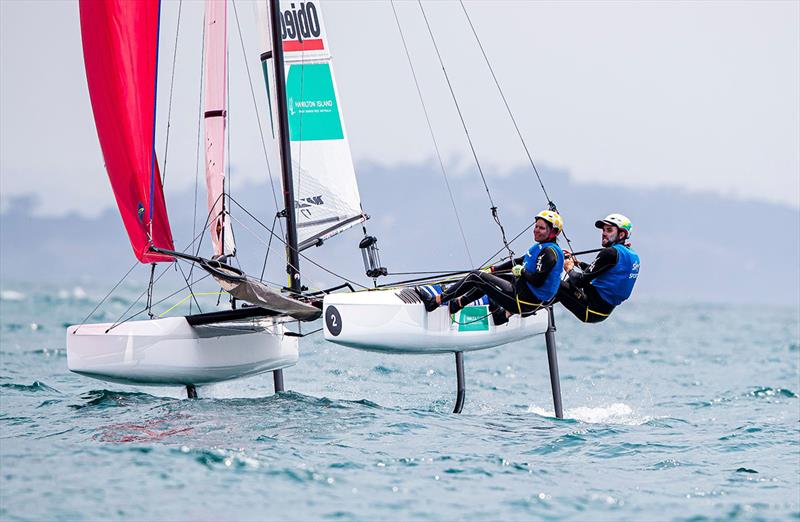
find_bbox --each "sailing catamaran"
[314,1,563,414]
[66,0,324,396]
[67,0,567,416]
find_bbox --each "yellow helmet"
[535,210,563,234]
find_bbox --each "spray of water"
[527,402,652,425]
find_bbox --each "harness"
[584,307,611,322]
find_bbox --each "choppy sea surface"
[1,282,798,521]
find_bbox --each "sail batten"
[79,0,175,263]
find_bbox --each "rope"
[80,214,217,333]
[417,1,513,261]
[259,213,278,282]
[227,195,369,290]
[458,1,576,254]
[225,213,329,295]
[107,262,174,332]
[145,263,156,319]
[159,291,223,318]
[285,327,323,338]
[107,271,212,332]
[161,0,182,186]
[231,0,284,238]
[190,7,206,313]
[389,1,473,267]
[73,261,138,333]
[187,191,228,283]
[174,257,202,313]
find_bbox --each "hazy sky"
[1,0,798,217]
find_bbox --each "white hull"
[66,316,298,386]
[322,289,548,354]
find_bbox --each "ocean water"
[1,282,798,521]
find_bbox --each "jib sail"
[256,0,367,250]
[79,0,175,263]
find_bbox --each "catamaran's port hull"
[66,316,298,386]
[322,290,548,354]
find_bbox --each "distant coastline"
[2,161,798,306]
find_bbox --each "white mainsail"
[256,0,366,250]
[204,0,235,258]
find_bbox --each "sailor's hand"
[564,258,575,272]
[511,265,524,277]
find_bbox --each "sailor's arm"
[564,250,590,271]
[567,247,618,288]
[490,256,525,273]
[520,247,557,286]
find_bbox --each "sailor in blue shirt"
[416,210,564,323]
[555,213,640,323]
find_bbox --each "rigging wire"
[145,263,157,318]
[174,257,203,313]
[190,8,207,313]
[389,1,474,268]
[108,271,212,332]
[161,0,183,185]
[107,263,174,332]
[259,213,279,281]
[231,0,284,239]
[85,210,215,332]
[94,198,227,333]
[296,33,307,221]
[90,2,585,325]
[416,0,513,262]
[73,261,139,332]
[458,1,576,253]
[227,195,369,290]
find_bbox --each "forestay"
[255,0,366,250]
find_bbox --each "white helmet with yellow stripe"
[595,213,632,238]
[535,210,563,235]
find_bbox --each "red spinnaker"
[79,0,174,263]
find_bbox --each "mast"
[269,0,301,293]
[269,0,295,394]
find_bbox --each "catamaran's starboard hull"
[322,289,548,354]
[66,316,298,386]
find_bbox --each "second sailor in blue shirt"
[554,213,640,323]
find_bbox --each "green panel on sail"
[286,63,343,141]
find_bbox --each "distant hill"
[2,162,798,306]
